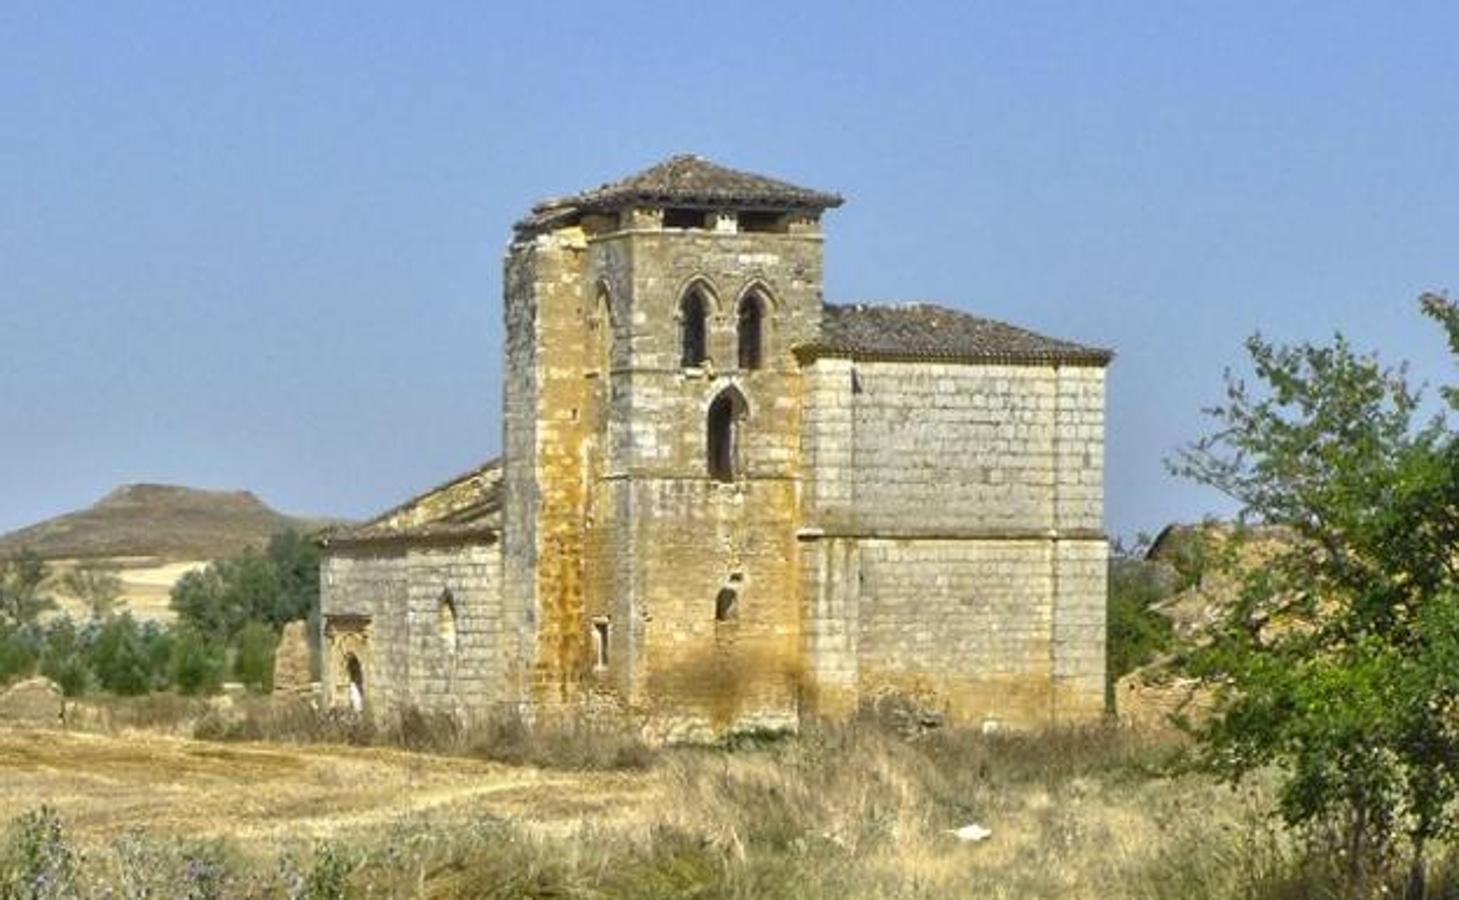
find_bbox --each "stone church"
[320,155,1111,739]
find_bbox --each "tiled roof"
[321,459,502,548]
[807,303,1113,365]
[530,154,842,219]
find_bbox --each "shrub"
[234,620,276,694]
[1106,553,1175,701]
[91,614,154,696]
[0,623,41,688]
[0,806,78,900]
[300,843,354,900]
[171,625,226,697]
[37,618,88,698]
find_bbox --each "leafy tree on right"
[1172,293,1459,898]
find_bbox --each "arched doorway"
[345,653,365,712]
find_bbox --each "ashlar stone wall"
[320,541,504,719]
[581,224,823,740]
[800,358,1107,727]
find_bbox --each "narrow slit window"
[738,294,764,370]
[592,620,609,668]
[439,590,458,653]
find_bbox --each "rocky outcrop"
[0,677,64,725]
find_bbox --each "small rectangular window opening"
[592,620,609,669]
[663,208,706,230]
[737,211,785,233]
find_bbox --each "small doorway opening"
[345,653,365,712]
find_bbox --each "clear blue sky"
[4,2,1458,541]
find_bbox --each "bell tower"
[503,155,842,734]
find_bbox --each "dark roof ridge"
[534,154,842,216]
[809,301,1113,366]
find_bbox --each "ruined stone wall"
[319,540,504,719]
[800,358,1108,726]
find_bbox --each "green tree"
[0,550,53,628]
[39,617,88,697]
[169,533,320,645]
[91,614,153,696]
[169,566,233,644]
[170,623,225,696]
[0,624,41,687]
[59,561,123,622]
[138,620,174,691]
[1105,549,1175,690]
[235,620,276,693]
[265,530,320,628]
[1171,294,1459,896]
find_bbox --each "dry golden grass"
[43,556,207,623]
[0,718,1277,898]
[0,726,640,854]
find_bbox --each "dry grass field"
[45,557,206,623]
[0,718,1287,899]
[0,727,640,850]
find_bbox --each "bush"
[38,618,88,698]
[0,623,41,688]
[0,806,78,900]
[91,614,155,696]
[234,621,275,694]
[1106,554,1175,690]
[171,625,226,697]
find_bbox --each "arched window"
[707,387,747,482]
[680,289,709,368]
[438,590,458,653]
[591,284,614,374]
[715,588,738,622]
[737,293,764,370]
[592,619,609,669]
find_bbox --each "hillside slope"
[0,483,335,561]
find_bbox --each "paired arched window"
[679,283,772,371]
[707,387,747,482]
[737,292,765,370]
[680,289,709,368]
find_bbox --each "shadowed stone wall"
[320,542,503,718]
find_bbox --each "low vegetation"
[0,530,318,700]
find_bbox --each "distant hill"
[0,484,339,562]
